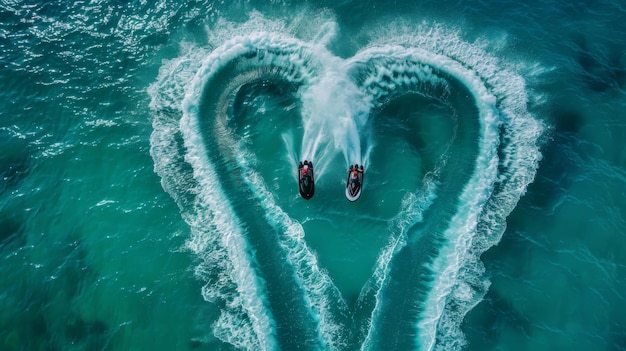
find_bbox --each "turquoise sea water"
[1,0,625,350]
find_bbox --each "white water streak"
[149,46,277,349]
[151,15,544,351]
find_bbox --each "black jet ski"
[298,160,315,200]
[346,164,364,202]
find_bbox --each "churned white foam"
[360,177,439,351]
[181,90,279,350]
[300,62,372,168]
[356,24,544,351]
[346,46,499,347]
[231,142,349,350]
[347,22,543,350]
[361,46,504,351]
[149,13,544,351]
[179,28,353,349]
[149,41,279,350]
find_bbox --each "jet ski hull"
[345,182,362,202]
[345,166,364,202]
[298,161,315,200]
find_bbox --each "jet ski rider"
[349,164,363,182]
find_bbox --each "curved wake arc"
[181,33,353,350]
[149,17,544,351]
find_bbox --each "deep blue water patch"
[0,213,25,250]
[523,108,583,210]
[574,34,626,93]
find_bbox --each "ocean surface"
[1,0,625,350]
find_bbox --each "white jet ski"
[345,164,364,202]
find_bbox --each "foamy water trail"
[360,178,440,350]
[232,142,349,350]
[358,27,543,350]
[180,31,354,349]
[149,13,544,351]
[303,66,371,166]
[299,50,373,175]
[354,45,502,351]
[349,57,455,349]
[344,25,542,349]
[148,46,277,349]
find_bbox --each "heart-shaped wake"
[148,16,543,351]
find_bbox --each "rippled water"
[1,1,625,350]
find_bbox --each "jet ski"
[346,164,364,202]
[298,160,315,200]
